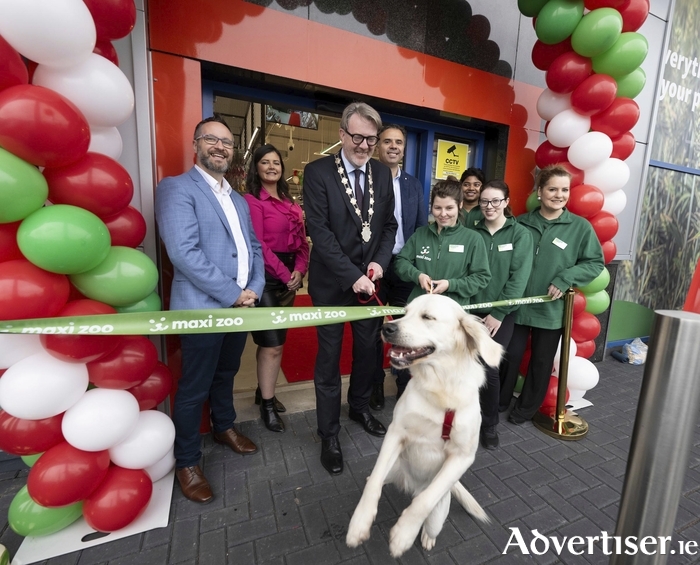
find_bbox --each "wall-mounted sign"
[436,140,469,179]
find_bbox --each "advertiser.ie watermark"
[504,528,698,557]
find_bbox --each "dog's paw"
[420,529,436,551]
[346,509,374,547]
[389,520,420,558]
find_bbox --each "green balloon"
[518,0,550,17]
[9,486,83,537]
[70,246,159,307]
[514,373,525,394]
[616,67,646,99]
[526,191,540,212]
[535,0,584,45]
[0,147,49,223]
[592,32,648,78]
[584,289,610,315]
[116,291,162,313]
[571,8,622,58]
[21,453,43,467]
[17,205,111,274]
[577,267,610,294]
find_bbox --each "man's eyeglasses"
[195,134,234,149]
[479,198,506,208]
[342,129,379,147]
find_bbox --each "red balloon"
[573,290,587,316]
[0,260,69,320]
[567,184,605,218]
[531,39,572,71]
[41,300,123,363]
[519,348,532,378]
[27,442,110,507]
[87,336,158,389]
[589,211,619,242]
[560,162,585,188]
[611,132,636,160]
[84,466,152,532]
[44,153,134,218]
[0,221,23,263]
[571,312,601,342]
[93,40,119,66]
[602,240,617,264]
[620,0,649,32]
[540,375,570,413]
[0,35,29,92]
[546,52,592,94]
[128,361,173,410]
[0,85,89,168]
[576,340,596,358]
[590,98,640,139]
[83,0,137,41]
[535,141,569,169]
[584,0,630,9]
[102,206,147,248]
[0,411,64,455]
[571,74,617,116]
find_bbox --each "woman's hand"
[287,271,303,291]
[483,314,502,337]
[431,280,449,294]
[418,274,433,293]
[548,284,564,300]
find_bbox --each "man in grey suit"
[155,116,265,504]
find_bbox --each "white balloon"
[567,132,613,171]
[88,126,123,160]
[566,356,600,393]
[0,0,95,68]
[145,446,175,482]
[33,54,135,127]
[0,335,45,369]
[567,388,587,402]
[109,410,175,470]
[602,189,628,216]
[546,110,591,149]
[584,158,630,194]
[553,338,578,374]
[0,351,88,419]
[62,388,139,451]
[537,89,572,121]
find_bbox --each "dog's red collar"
[442,410,456,441]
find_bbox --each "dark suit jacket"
[397,170,427,242]
[303,155,397,303]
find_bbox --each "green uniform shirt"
[460,206,483,229]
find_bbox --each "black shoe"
[260,398,285,433]
[321,437,343,475]
[480,425,499,450]
[369,383,385,410]
[508,412,527,425]
[255,386,286,413]
[348,410,386,437]
[498,403,510,413]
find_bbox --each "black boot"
[255,386,286,413]
[260,398,285,433]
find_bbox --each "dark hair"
[245,144,292,201]
[194,114,233,140]
[430,179,463,208]
[536,165,571,191]
[459,167,486,185]
[378,123,406,139]
[481,179,513,217]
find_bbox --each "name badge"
[449,244,464,253]
[553,237,568,249]
[498,243,513,252]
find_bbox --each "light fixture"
[314,141,341,156]
[247,127,260,151]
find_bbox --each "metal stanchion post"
[611,311,700,565]
[533,288,589,440]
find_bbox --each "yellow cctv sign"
[436,140,469,179]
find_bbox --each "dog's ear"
[459,313,503,368]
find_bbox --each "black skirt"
[252,252,298,347]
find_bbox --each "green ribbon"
[0,295,553,336]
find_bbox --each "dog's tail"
[451,483,490,524]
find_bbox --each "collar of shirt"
[340,151,367,177]
[195,164,232,195]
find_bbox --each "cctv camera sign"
[436,140,469,179]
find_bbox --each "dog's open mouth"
[388,345,435,368]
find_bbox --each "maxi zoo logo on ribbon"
[0,296,552,336]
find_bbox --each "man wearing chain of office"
[303,102,397,476]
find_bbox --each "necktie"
[354,169,364,211]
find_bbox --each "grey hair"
[340,102,382,131]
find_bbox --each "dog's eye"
[421,313,435,320]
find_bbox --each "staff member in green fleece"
[471,180,533,449]
[395,178,490,307]
[459,167,486,228]
[499,165,604,425]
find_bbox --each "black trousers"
[477,313,515,428]
[499,324,562,420]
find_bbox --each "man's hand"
[367,262,383,281]
[352,275,375,295]
[287,271,303,291]
[233,289,258,307]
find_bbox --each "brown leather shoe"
[176,465,214,504]
[212,428,258,455]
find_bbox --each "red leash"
[356,268,385,307]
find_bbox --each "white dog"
[346,293,503,557]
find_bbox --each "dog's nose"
[381,323,397,338]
